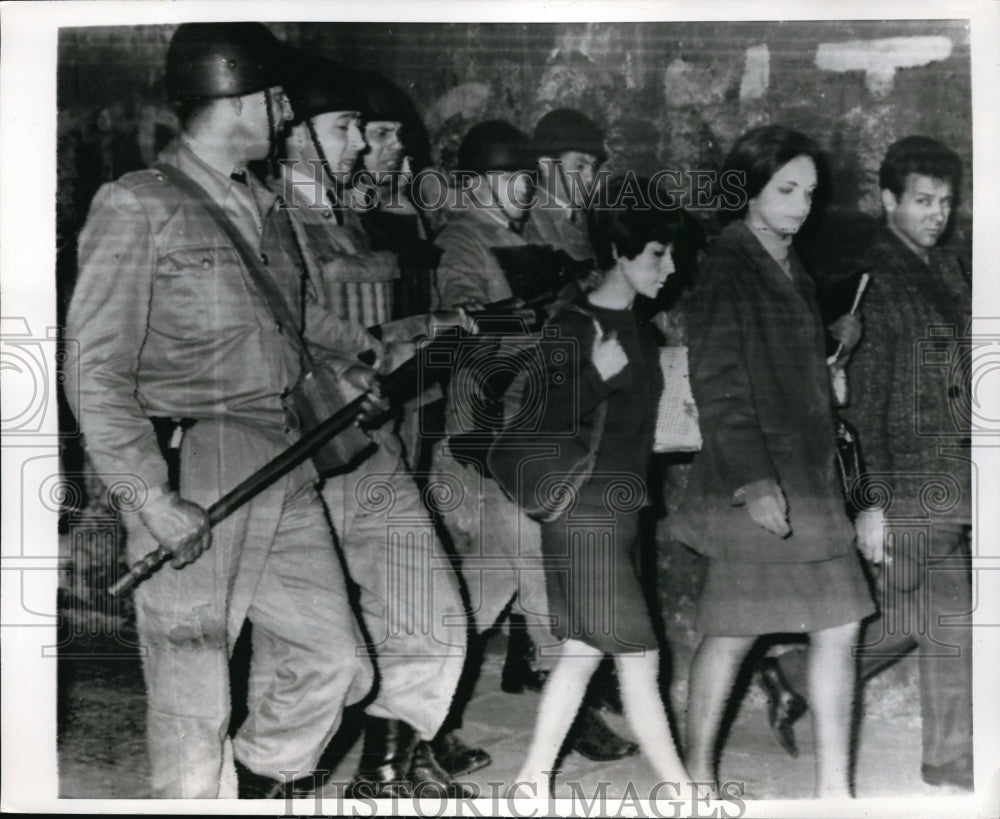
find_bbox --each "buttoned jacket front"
[65,139,378,491]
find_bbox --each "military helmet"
[532,108,606,162]
[357,70,417,125]
[457,120,534,174]
[165,22,284,101]
[282,52,366,124]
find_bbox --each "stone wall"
[55,19,969,666]
[58,19,972,276]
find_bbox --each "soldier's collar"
[180,133,248,181]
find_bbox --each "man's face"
[882,173,953,253]
[242,87,293,161]
[539,151,600,208]
[363,120,405,174]
[310,110,366,175]
[491,170,536,222]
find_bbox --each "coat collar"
[715,220,815,300]
[158,138,278,215]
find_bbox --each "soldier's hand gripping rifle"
[108,291,558,597]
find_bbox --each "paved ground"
[57,624,988,815]
[53,518,992,815]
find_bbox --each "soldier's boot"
[349,717,473,799]
[235,759,318,799]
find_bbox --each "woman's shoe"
[587,657,624,715]
[565,706,638,761]
[429,731,492,777]
[757,657,809,758]
[501,614,550,693]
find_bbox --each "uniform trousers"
[126,419,373,798]
[323,431,467,738]
[429,441,556,660]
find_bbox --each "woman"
[671,125,875,798]
[511,177,698,798]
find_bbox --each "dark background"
[56,19,972,309]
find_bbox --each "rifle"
[108,290,557,597]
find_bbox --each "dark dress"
[537,299,663,654]
[670,222,874,635]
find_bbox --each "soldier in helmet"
[276,51,480,797]
[65,23,383,798]
[525,108,607,263]
[350,69,446,471]
[527,108,625,715]
[429,119,639,765]
[352,69,441,321]
[277,54,400,327]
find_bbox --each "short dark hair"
[720,125,825,220]
[878,136,962,197]
[590,176,690,270]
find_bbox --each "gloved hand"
[854,507,886,564]
[139,484,211,569]
[738,478,792,538]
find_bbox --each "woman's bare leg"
[616,648,694,787]
[685,635,757,785]
[511,639,603,798]
[808,621,860,798]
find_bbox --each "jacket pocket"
[150,244,250,339]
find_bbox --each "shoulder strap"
[152,162,313,368]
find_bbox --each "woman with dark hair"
[511,177,700,797]
[672,125,875,798]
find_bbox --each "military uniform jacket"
[843,227,972,524]
[277,166,399,328]
[432,207,526,308]
[65,139,379,492]
[523,200,593,262]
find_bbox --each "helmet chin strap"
[304,117,345,224]
[264,89,279,176]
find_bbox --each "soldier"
[430,120,638,764]
[758,136,974,792]
[526,107,624,714]
[351,69,445,471]
[353,69,441,320]
[525,107,607,264]
[64,23,380,798]
[277,52,483,795]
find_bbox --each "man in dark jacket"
[760,136,973,792]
